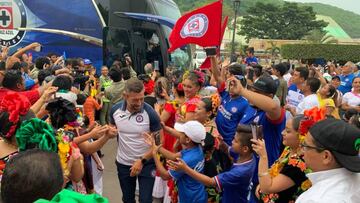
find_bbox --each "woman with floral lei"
[45,98,117,193]
[159,70,205,201]
[251,107,327,203]
[15,117,84,190]
[195,94,232,203]
[0,92,35,182]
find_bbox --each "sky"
[287,0,360,15]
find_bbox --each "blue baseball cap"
[83,59,92,65]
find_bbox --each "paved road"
[102,139,122,202]
[101,139,163,203]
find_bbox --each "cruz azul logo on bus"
[0,0,26,47]
[180,13,208,38]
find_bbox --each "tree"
[238,2,328,41]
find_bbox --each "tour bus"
[1,0,104,68]
[1,0,191,74]
[101,0,192,73]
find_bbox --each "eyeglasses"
[300,142,325,152]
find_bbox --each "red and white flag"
[168,0,223,53]
[199,16,228,69]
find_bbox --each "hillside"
[304,3,360,39]
[174,0,360,38]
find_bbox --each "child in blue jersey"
[144,120,207,203]
[167,124,256,203]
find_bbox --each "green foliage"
[303,3,360,39]
[238,2,328,41]
[281,44,360,61]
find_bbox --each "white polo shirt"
[110,101,161,166]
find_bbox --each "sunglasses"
[300,142,325,152]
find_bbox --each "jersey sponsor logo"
[0,0,26,47]
[136,115,144,123]
[218,105,232,120]
[180,13,208,38]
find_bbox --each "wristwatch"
[140,156,147,165]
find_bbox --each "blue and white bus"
[1,0,191,73]
[100,0,192,73]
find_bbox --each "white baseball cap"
[174,121,206,144]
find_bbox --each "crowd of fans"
[0,42,359,203]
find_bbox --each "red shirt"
[163,102,178,152]
[0,88,40,104]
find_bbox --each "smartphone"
[154,60,159,71]
[251,124,263,140]
[256,125,263,140]
[205,47,217,56]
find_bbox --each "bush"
[281,44,360,62]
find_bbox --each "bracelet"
[258,172,269,177]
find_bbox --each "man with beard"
[109,78,161,203]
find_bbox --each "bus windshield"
[152,0,181,20]
[163,26,191,70]
[153,0,191,70]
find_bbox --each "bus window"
[104,28,131,67]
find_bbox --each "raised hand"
[89,125,108,139]
[106,125,118,139]
[251,138,267,158]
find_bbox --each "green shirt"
[35,189,108,203]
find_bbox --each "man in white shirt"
[295,78,321,115]
[297,118,360,203]
[109,78,162,203]
[285,67,309,118]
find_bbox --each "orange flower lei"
[262,146,312,203]
[210,93,221,117]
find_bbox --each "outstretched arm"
[168,158,216,187]
[232,77,281,120]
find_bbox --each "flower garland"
[261,146,312,203]
[298,107,326,143]
[210,93,221,117]
[56,128,75,177]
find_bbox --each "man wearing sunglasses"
[297,118,360,202]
